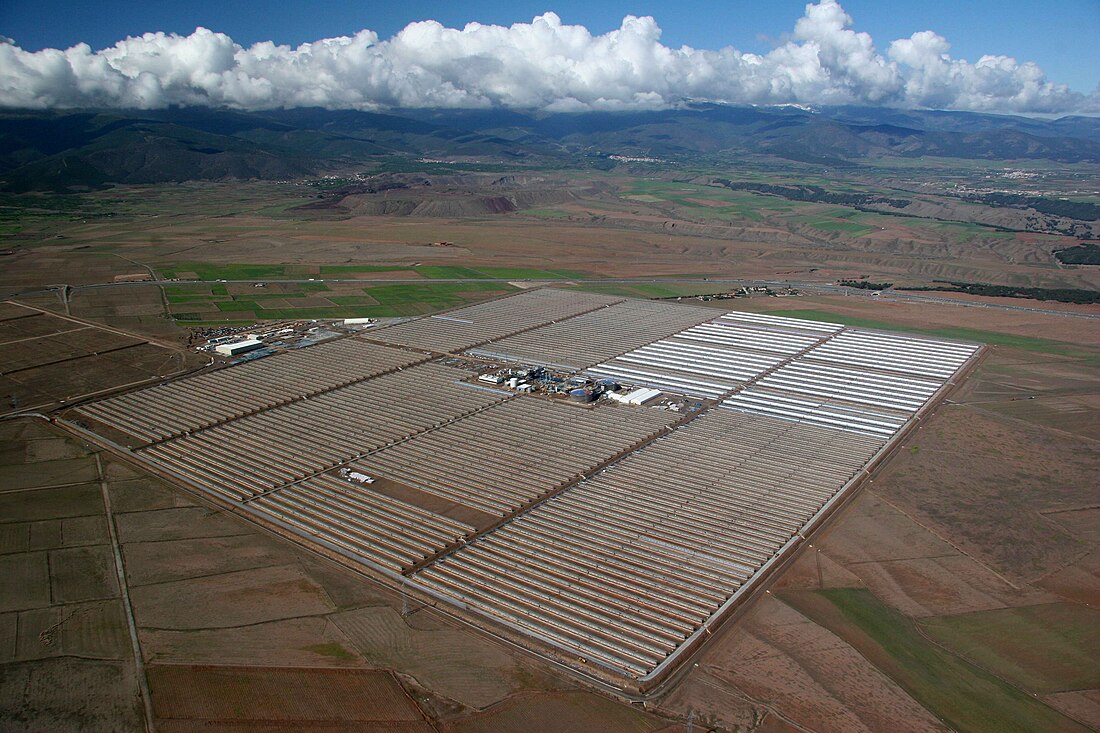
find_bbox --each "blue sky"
[1,1,1096,113]
[3,0,1096,92]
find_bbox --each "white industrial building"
[214,338,263,357]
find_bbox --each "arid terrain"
[1,160,1098,731]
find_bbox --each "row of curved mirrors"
[74,288,981,688]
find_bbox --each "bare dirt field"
[732,292,1100,346]
[2,174,1099,731]
[0,301,201,415]
[1,419,686,731]
[148,665,436,732]
[448,690,667,733]
[3,297,1099,731]
[0,420,144,733]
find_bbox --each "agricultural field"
[0,301,201,415]
[1,150,1098,731]
[0,420,145,733]
[147,666,436,731]
[0,283,1098,730]
[164,279,518,323]
[2,159,1098,324]
[0,418,686,732]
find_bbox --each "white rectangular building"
[609,386,663,405]
[215,338,263,356]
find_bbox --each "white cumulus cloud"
[0,0,1091,113]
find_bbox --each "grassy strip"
[758,308,1094,356]
[259,306,403,319]
[215,301,261,312]
[780,589,1089,733]
[919,603,1100,693]
[161,262,590,282]
[160,263,293,280]
[166,294,216,303]
[239,292,307,300]
[416,265,588,280]
[474,266,587,279]
[171,281,515,323]
[364,281,513,305]
[413,265,488,279]
[317,265,410,274]
[164,284,217,295]
[175,318,257,326]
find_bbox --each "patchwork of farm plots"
[70,288,981,688]
[0,301,188,414]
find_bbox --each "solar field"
[67,288,981,691]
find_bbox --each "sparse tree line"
[837,279,893,290]
[898,281,1100,304]
[711,179,911,209]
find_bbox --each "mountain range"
[2,104,1098,192]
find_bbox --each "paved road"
[3,277,1098,320]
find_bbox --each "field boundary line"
[6,298,181,350]
[868,490,1021,591]
[0,341,151,377]
[0,325,91,347]
[962,402,1100,447]
[96,452,157,733]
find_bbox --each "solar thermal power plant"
[582,312,837,398]
[69,288,982,692]
[367,288,625,353]
[466,299,718,370]
[351,398,677,517]
[78,339,428,443]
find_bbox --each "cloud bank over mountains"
[1,1,1094,115]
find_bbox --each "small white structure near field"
[215,338,263,357]
[343,318,376,325]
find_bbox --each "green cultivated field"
[153,260,592,322]
[781,589,1091,733]
[160,263,295,280]
[159,262,587,282]
[622,179,899,235]
[920,603,1100,693]
[789,213,876,236]
[317,265,412,274]
[169,279,517,322]
[411,265,487,279]
[474,266,586,279]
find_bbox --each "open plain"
[2,150,1099,732]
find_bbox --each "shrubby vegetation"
[1053,243,1100,265]
[973,193,1100,221]
[713,180,910,208]
[838,279,893,290]
[899,281,1100,304]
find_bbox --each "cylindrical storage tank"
[569,388,595,403]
